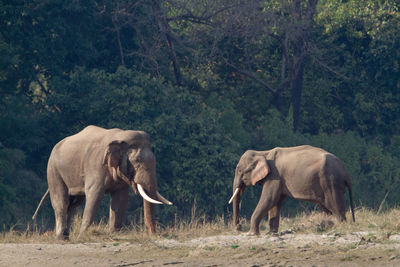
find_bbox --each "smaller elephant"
[228,145,355,235]
[32,125,172,240]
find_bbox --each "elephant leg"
[324,188,346,222]
[79,187,105,236]
[268,195,286,233]
[109,186,129,232]
[54,209,68,240]
[248,179,281,236]
[67,195,85,232]
[48,176,69,240]
[318,205,333,215]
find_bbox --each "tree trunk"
[291,52,304,133]
[290,0,307,132]
[153,0,183,86]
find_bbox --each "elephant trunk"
[136,170,158,233]
[232,187,243,231]
[143,198,155,234]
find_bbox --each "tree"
[314,0,400,138]
[186,0,319,131]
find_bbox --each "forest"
[0,0,399,230]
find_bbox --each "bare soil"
[1,231,400,267]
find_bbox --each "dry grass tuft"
[160,214,230,240]
[0,223,55,243]
[273,207,400,237]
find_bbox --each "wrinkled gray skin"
[231,145,355,236]
[35,126,164,240]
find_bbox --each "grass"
[1,207,400,243]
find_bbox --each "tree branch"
[166,3,237,25]
[222,58,276,94]
[153,0,183,85]
[309,54,351,81]
[112,17,125,67]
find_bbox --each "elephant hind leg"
[324,189,346,222]
[48,177,69,240]
[53,206,68,240]
[318,205,333,215]
[268,195,286,233]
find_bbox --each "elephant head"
[103,130,172,233]
[228,150,270,229]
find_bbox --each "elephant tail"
[32,188,50,221]
[346,182,355,222]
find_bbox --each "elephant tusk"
[228,188,240,204]
[116,167,138,194]
[131,181,139,195]
[112,167,118,181]
[157,192,173,205]
[137,184,163,205]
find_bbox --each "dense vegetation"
[0,0,399,229]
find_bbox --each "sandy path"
[1,232,400,266]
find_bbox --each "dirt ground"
[1,231,400,267]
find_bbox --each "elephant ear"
[103,140,124,170]
[250,156,270,185]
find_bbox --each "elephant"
[32,125,172,240]
[228,145,355,236]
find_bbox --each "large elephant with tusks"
[33,125,172,240]
[229,145,355,235]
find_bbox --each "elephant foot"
[109,225,122,233]
[279,229,293,235]
[56,234,69,241]
[56,230,70,241]
[266,231,279,237]
[246,230,260,236]
[235,224,242,231]
[269,228,279,234]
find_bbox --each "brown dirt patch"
[1,231,400,266]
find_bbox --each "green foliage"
[0,93,49,228]
[0,146,44,228]
[315,0,400,138]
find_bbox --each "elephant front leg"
[109,187,129,231]
[248,180,281,236]
[79,187,105,238]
